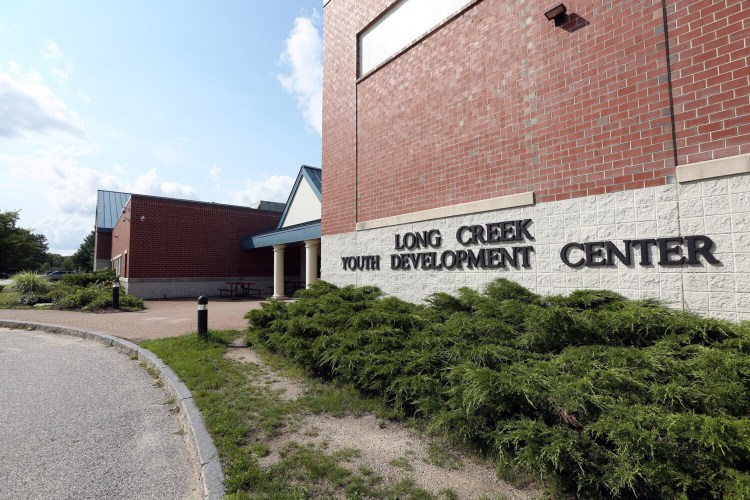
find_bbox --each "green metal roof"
[95,190,131,231]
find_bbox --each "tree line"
[0,210,94,274]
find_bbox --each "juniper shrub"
[246,279,750,498]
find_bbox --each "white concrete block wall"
[322,172,750,322]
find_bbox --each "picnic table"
[218,281,261,299]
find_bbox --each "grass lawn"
[142,330,456,499]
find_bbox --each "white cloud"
[41,40,61,60]
[2,145,115,217]
[76,91,92,104]
[278,12,323,136]
[3,148,197,209]
[103,128,131,142]
[1,147,197,251]
[132,168,197,199]
[41,40,74,85]
[50,62,73,85]
[230,175,295,205]
[39,214,94,256]
[0,62,84,139]
[208,165,221,190]
[155,136,189,165]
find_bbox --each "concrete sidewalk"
[0,298,264,342]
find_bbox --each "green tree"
[39,253,75,272]
[0,210,50,273]
[69,230,95,272]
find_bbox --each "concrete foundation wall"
[322,170,750,322]
[121,276,275,300]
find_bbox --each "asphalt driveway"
[0,328,201,499]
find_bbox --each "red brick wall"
[94,230,112,260]
[111,199,131,272]
[122,197,280,279]
[322,0,748,235]
[322,0,391,235]
[670,0,750,164]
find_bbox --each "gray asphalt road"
[0,328,201,500]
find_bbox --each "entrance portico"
[267,239,321,299]
[272,244,286,299]
[241,166,322,300]
[304,239,320,287]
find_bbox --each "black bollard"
[197,295,208,338]
[112,280,120,309]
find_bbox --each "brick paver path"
[0,298,264,342]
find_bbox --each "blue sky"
[0,1,322,254]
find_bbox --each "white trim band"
[676,153,750,183]
[356,191,535,231]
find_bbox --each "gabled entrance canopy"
[241,165,322,299]
[241,165,321,249]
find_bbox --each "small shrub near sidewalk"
[52,273,143,311]
[0,290,20,308]
[5,271,52,295]
[2,270,143,311]
[60,269,116,287]
[4,271,52,306]
[247,280,750,499]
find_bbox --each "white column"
[304,239,320,288]
[272,244,286,300]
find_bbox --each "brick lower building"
[94,191,281,298]
[320,0,750,320]
[93,166,322,299]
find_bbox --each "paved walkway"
[0,328,201,499]
[0,298,264,342]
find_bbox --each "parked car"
[43,270,74,281]
[0,272,10,279]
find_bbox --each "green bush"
[61,270,116,287]
[18,293,52,306]
[0,291,20,307]
[247,279,750,498]
[54,283,105,309]
[0,270,141,311]
[79,288,144,312]
[6,271,52,295]
[52,281,144,311]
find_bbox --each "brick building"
[94,191,282,298]
[93,166,322,299]
[320,0,750,320]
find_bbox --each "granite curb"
[0,320,225,500]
